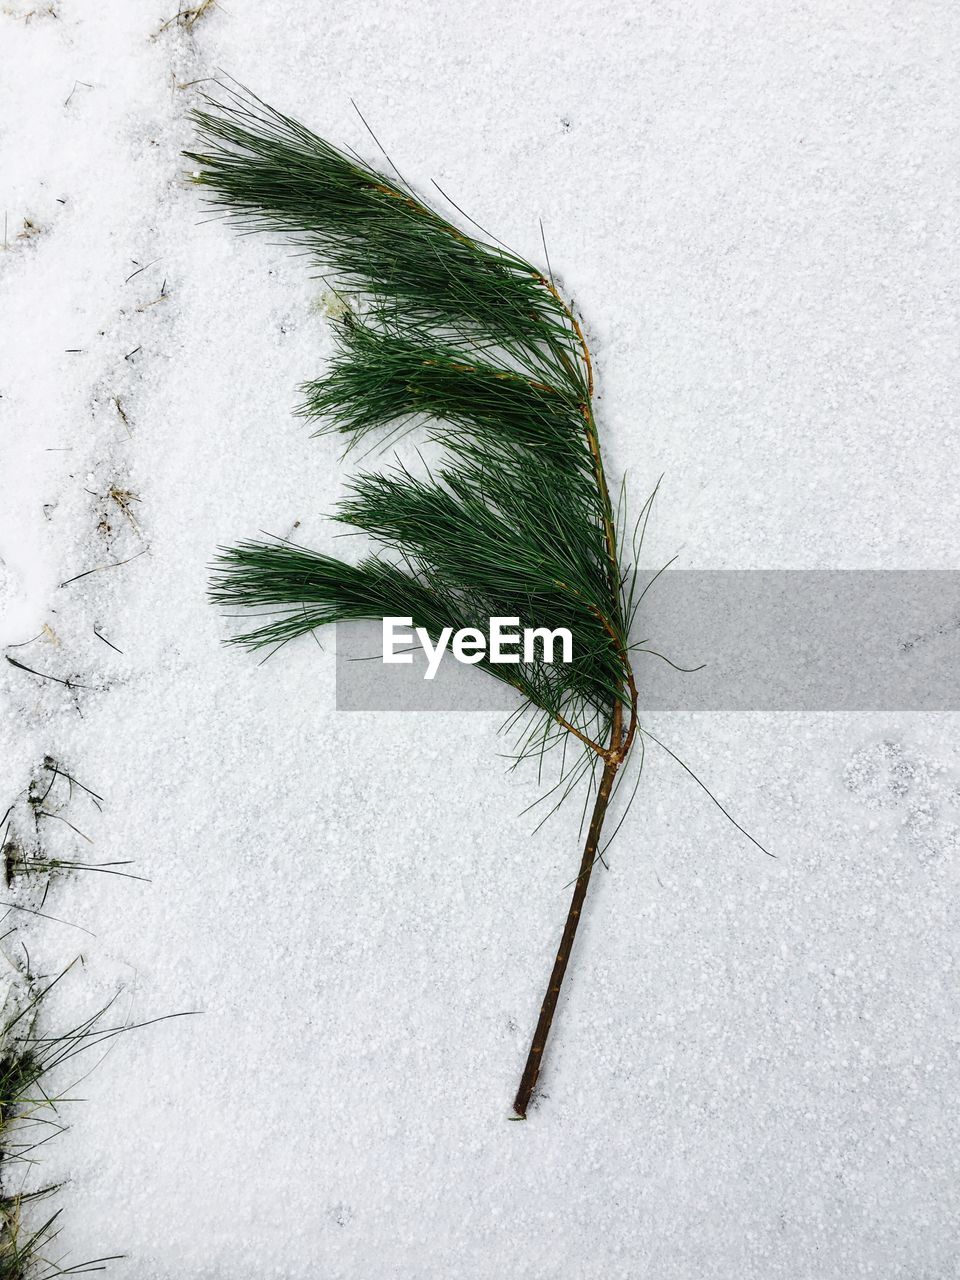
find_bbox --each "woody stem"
[512,749,620,1119]
[511,279,636,1116]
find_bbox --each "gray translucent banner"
[336,571,960,711]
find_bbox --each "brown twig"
[513,725,622,1118]
[512,277,638,1116]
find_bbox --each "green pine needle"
[190,83,638,773]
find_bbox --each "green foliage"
[189,86,638,772]
[0,966,126,1279]
[0,761,187,1275]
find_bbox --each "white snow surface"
[2,3,959,1277]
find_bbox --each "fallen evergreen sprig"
[188,87,642,1117]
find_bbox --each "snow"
[1,1,959,1276]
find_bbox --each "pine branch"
[189,85,640,1116]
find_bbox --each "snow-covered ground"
[2,2,959,1276]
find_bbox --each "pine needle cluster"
[187,87,639,775]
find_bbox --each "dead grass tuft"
[2,217,46,254]
[2,2,59,22]
[108,487,142,534]
[154,0,219,37]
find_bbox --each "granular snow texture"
[1,3,959,1277]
